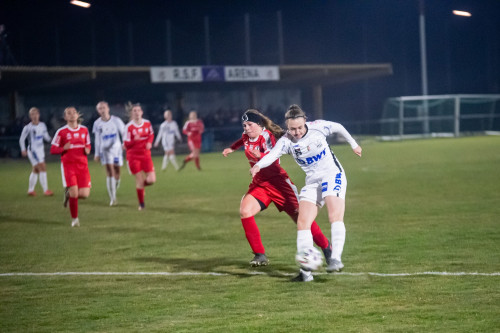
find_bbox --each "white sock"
[162,155,168,169]
[28,172,38,192]
[106,177,113,201]
[39,172,48,192]
[297,229,314,252]
[111,177,117,200]
[330,221,346,261]
[169,154,179,170]
[116,178,120,189]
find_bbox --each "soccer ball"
[295,247,323,271]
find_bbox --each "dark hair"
[285,104,307,121]
[243,109,285,139]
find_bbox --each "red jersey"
[183,119,204,142]
[50,125,91,165]
[230,129,289,184]
[124,120,154,158]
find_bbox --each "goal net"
[380,94,500,139]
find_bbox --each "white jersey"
[154,120,181,150]
[19,122,51,152]
[256,120,358,184]
[92,115,125,159]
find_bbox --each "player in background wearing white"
[19,107,54,196]
[154,109,181,171]
[123,103,156,210]
[50,107,92,227]
[250,104,362,282]
[92,101,125,206]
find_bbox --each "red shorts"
[247,176,299,217]
[127,155,155,174]
[62,162,91,188]
[188,137,202,150]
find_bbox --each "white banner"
[225,66,279,82]
[150,67,202,82]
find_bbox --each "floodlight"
[70,0,91,8]
[452,10,471,17]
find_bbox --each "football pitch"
[1,136,499,332]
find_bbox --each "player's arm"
[19,126,28,157]
[85,128,91,155]
[123,126,134,150]
[174,123,182,142]
[325,121,362,157]
[223,137,244,157]
[50,130,67,155]
[250,137,287,177]
[42,124,52,142]
[154,124,163,147]
[145,123,154,150]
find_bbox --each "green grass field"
[1,136,499,332]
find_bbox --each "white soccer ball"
[295,247,323,271]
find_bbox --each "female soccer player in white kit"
[154,110,181,171]
[92,101,125,206]
[19,107,54,196]
[250,104,362,282]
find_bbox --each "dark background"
[1,0,499,123]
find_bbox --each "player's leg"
[134,171,146,210]
[179,141,195,170]
[104,163,115,204]
[161,152,168,170]
[193,147,201,170]
[292,200,319,282]
[324,195,346,272]
[240,193,269,266]
[37,162,53,195]
[167,150,179,170]
[27,151,39,195]
[68,185,80,227]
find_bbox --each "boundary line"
[1,271,499,277]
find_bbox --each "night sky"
[1,0,499,121]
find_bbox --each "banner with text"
[151,66,279,83]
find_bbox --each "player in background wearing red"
[19,107,54,196]
[50,107,91,227]
[222,109,332,266]
[180,110,204,171]
[123,104,156,210]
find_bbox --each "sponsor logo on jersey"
[75,133,80,138]
[333,173,342,191]
[66,133,72,140]
[295,148,326,165]
[322,182,328,192]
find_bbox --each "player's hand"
[63,142,71,150]
[222,148,233,157]
[21,150,27,157]
[84,147,91,155]
[145,142,152,150]
[94,156,100,162]
[250,165,260,178]
[353,146,362,157]
[249,149,261,159]
[154,143,159,148]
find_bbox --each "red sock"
[311,220,329,249]
[69,197,78,219]
[194,157,200,169]
[184,156,192,163]
[136,188,145,205]
[241,216,265,254]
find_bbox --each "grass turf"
[0,136,499,332]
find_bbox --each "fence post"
[454,96,460,137]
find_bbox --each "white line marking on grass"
[0,271,499,277]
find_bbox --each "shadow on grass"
[132,256,295,280]
[0,214,61,225]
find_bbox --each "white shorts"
[99,145,123,166]
[299,172,347,207]
[27,147,45,166]
[162,141,175,152]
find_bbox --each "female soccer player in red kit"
[222,109,332,266]
[123,104,156,210]
[50,106,91,227]
[180,110,204,170]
